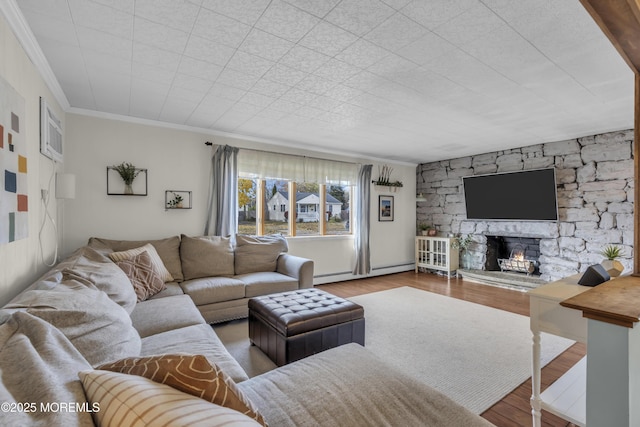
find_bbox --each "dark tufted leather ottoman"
[248,288,365,366]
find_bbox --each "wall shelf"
[107,167,147,196]
[165,190,192,210]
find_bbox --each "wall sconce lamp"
[55,173,76,199]
[416,193,426,202]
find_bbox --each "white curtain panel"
[352,164,372,275]
[204,144,239,237]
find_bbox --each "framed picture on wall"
[378,195,394,221]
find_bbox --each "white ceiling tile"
[313,59,361,83]
[129,78,169,119]
[216,68,260,91]
[433,3,505,46]
[326,0,395,37]
[133,43,181,72]
[364,12,427,51]
[397,32,457,66]
[172,73,214,93]
[283,0,341,18]
[335,39,390,69]
[17,0,73,21]
[20,10,77,45]
[68,0,133,39]
[255,0,319,42]
[269,98,305,114]
[295,74,337,96]
[159,97,199,123]
[200,0,270,26]
[177,57,223,81]
[400,0,477,30]
[226,51,275,77]
[239,29,295,62]
[83,50,131,77]
[280,87,318,104]
[205,83,248,103]
[279,45,331,74]
[306,95,342,112]
[132,62,177,86]
[76,26,132,61]
[240,92,277,108]
[133,17,189,54]
[192,8,251,48]
[250,79,291,98]
[367,53,419,80]
[262,63,308,86]
[89,0,134,14]
[298,21,359,57]
[323,84,365,102]
[183,35,236,66]
[134,0,200,31]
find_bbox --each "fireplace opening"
[485,236,541,276]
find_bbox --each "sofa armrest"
[277,254,314,288]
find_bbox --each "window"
[237,150,356,237]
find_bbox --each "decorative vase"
[427,229,437,236]
[461,251,472,269]
[124,183,133,195]
[601,259,624,277]
[420,230,428,236]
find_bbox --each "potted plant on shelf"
[600,244,624,277]
[418,223,430,236]
[167,192,184,209]
[112,162,140,195]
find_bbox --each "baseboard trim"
[313,262,414,285]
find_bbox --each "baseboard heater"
[314,262,414,280]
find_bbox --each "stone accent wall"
[416,130,634,282]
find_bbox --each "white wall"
[0,14,67,305]
[64,112,417,283]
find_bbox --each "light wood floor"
[316,271,585,427]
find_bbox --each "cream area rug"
[214,286,574,414]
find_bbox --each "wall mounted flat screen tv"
[462,168,558,221]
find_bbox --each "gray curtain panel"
[352,164,372,275]
[205,145,239,237]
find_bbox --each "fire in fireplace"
[498,245,536,275]
[486,236,541,276]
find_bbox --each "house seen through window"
[238,178,351,237]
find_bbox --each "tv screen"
[462,168,558,221]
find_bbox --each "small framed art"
[378,195,394,221]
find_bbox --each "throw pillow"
[89,236,184,281]
[98,354,266,426]
[234,234,288,275]
[116,251,166,301]
[180,235,235,280]
[79,370,263,427]
[108,243,173,282]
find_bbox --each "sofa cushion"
[180,234,235,280]
[98,354,266,425]
[141,324,249,383]
[180,276,245,306]
[130,295,205,338]
[235,235,288,275]
[238,272,299,298]
[109,243,174,283]
[27,246,138,314]
[89,236,184,281]
[79,370,262,427]
[2,284,141,366]
[116,250,166,301]
[0,312,94,427]
[147,281,184,299]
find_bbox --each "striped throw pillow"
[98,354,266,426]
[108,244,173,282]
[79,370,262,427]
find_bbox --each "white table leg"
[531,330,542,427]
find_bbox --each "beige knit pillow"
[98,354,266,426]
[115,251,166,302]
[109,244,173,282]
[79,370,263,427]
[180,235,234,280]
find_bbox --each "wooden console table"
[529,274,589,427]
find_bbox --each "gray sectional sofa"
[0,234,492,427]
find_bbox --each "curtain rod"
[204,141,358,166]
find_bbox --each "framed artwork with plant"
[107,163,147,195]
